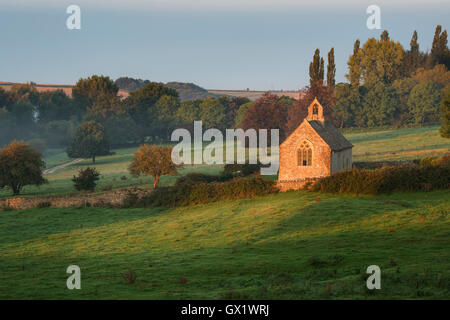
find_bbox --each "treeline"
[332,27,450,128]
[286,26,450,132]
[0,76,258,152]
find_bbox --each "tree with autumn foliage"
[240,93,289,143]
[0,141,47,195]
[129,145,182,188]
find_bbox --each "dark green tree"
[72,75,119,115]
[125,82,178,137]
[430,25,450,69]
[439,85,450,138]
[327,48,336,88]
[408,82,443,124]
[72,167,100,192]
[309,49,324,87]
[380,30,390,41]
[347,39,362,87]
[67,121,110,164]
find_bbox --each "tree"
[333,83,358,128]
[359,37,404,85]
[241,92,288,143]
[0,108,17,147]
[72,167,100,192]
[430,25,449,68]
[309,49,324,88]
[234,101,254,128]
[412,65,450,88]
[408,82,443,124]
[362,83,399,127]
[225,97,250,129]
[42,120,77,148]
[409,30,420,71]
[347,39,362,87]
[199,97,227,130]
[103,116,140,148]
[380,30,389,41]
[10,101,35,141]
[125,82,178,136]
[440,85,450,138]
[67,121,110,164]
[72,75,119,115]
[37,90,74,123]
[8,83,39,106]
[129,145,181,188]
[327,48,336,88]
[0,141,47,195]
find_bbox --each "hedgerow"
[137,176,277,208]
[311,160,450,195]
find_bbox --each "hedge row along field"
[136,176,277,208]
[311,158,450,195]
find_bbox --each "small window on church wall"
[297,141,312,167]
[312,104,319,115]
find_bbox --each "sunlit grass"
[1,190,449,299]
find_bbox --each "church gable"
[277,98,353,191]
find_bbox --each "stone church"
[277,98,353,191]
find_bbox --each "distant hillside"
[114,78,219,101]
[207,89,303,101]
[114,77,150,92]
[165,82,219,101]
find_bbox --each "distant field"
[0,125,448,198]
[1,190,449,299]
[345,125,449,162]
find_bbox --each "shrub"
[223,163,262,177]
[72,167,100,192]
[138,176,277,208]
[311,162,450,195]
[37,201,51,209]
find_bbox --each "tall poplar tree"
[327,48,336,88]
[346,40,362,87]
[309,49,324,87]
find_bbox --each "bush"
[72,167,100,192]
[138,176,277,208]
[311,162,450,195]
[37,201,51,209]
[223,163,262,177]
[174,173,232,188]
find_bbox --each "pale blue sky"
[1,0,449,90]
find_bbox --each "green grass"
[345,125,449,162]
[1,190,449,299]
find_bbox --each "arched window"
[297,140,312,166]
[312,104,319,115]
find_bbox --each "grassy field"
[1,189,449,299]
[0,125,448,199]
[345,125,449,162]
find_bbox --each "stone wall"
[0,187,151,210]
[279,120,331,181]
[276,178,320,192]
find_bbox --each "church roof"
[307,120,353,151]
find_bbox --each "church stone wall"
[278,121,331,182]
